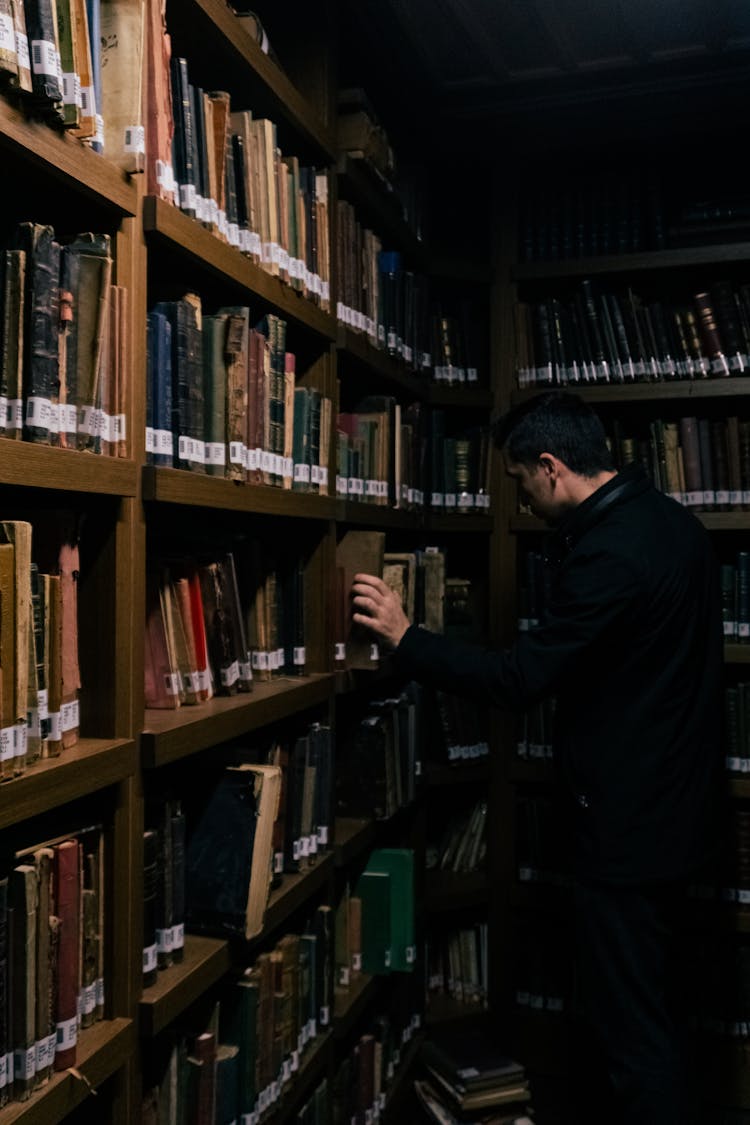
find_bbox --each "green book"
[201,314,229,478]
[355,868,392,974]
[364,848,415,972]
[292,387,311,492]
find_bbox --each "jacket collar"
[546,464,651,564]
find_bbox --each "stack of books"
[418,1014,532,1123]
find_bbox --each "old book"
[52,840,79,1071]
[355,869,391,974]
[160,570,196,705]
[336,530,385,670]
[59,233,112,452]
[186,763,281,939]
[142,828,158,987]
[13,223,60,444]
[24,0,63,115]
[201,314,228,478]
[80,826,104,1023]
[173,573,210,703]
[0,0,17,79]
[69,0,95,139]
[99,0,145,171]
[0,543,16,780]
[216,306,250,482]
[146,310,173,466]
[11,864,36,1099]
[0,249,26,441]
[57,536,81,748]
[0,871,10,1105]
[143,0,173,197]
[0,521,31,774]
[32,848,54,1087]
[144,569,180,710]
[28,563,46,764]
[364,849,415,972]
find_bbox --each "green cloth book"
[355,868,392,974]
[364,848,415,972]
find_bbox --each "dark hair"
[492,391,614,477]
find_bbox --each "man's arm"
[352,547,641,709]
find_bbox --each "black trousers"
[570,877,694,1125]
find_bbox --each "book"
[186,763,281,939]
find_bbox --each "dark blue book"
[147,310,173,467]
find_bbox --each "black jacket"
[395,466,724,884]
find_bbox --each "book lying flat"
[421,1014,526,1094]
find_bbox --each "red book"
[53,840,80,1071]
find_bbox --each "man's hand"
[351,573,411,650]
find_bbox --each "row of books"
[145,546,306,710]
[0,825,104,1105]
[515,278,750,388]
[0,0,142,170]
[335,210,485,384]
[1,224,127,453]
[336,690,421,823]
[146,300,331,488]
[0,517,80,777]
[432,689,490,765]
[176,728,332,945]
[518,176,667,262]
[142,906,335,1124]
[336,403,491,514]
[426,923,489,1010]
[145,29,330,306]
[612,416,750,513]
[721,556,750,644]
[335,850,415,981]
[427,798,487,875]
[332,996,422,1125]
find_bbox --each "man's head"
[493,391,616,524]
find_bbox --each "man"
[351,391,724,1124]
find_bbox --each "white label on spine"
[26,396,52,430]
[221,661,240,688]
[0,1054,7,1089]
[0,727,13,762]
[80,983,96,1016]
[31,38,57,76]
[56,1017,78,1052]
[15,722,26,759]
[0,14,15,51]
[335,642,346,660]
[371,643,379,661]
[205,441,226,466]
[143,944,158,973]
[294,462,311,483]
[163,673,181,697]
[173,923,185,949]
[157,927,175,953]
[62,71,81,106]
[48,711,61,741]
[155,429,173,455]
[293,647,305,665]
[6,398,22,430]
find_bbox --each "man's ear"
[538,452,558,479]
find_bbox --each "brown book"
[694,291,730,376]
[99,0,145,173]
[336,530,385,670]
[53,840,80,1071]
[0,249,25,442]
[348,894,363,977]
[0,543,15,780]
[727,416,743,509]
[9,0,31,92]
[678,416,702,510]
[192,1031,217,1125]
[70,0,95,139]
[0,521,31,775]
[144,570,180,710]
[710,419,731,511]
[33,848,55,1087]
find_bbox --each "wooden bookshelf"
[425,995,487,1026]
[139,935,231,1037]
[262,854,334,937]
[142,465,337,518]
[0,739,136,831]
[141,674,335,767]
[0,440,138,495]
[276,1031,333,1124]
[510,511,750,535]
[337,154,423,264]
[426,513,494,534]
[512,377,750,406]
[512,241,750,282]
[423,761,491,787]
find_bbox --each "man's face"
[504,453,562,525]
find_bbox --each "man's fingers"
[353,573,388,595]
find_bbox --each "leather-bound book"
[13,224,59,445]
[336,530,385,670]
[23,0,63,115]
[201,314,229,479]
[59,233,112,453]
[0,521,32,775]
[198,561,237,696]
[0,0,18,80]
[144,569,180,710]
[57,536,81,749]
[70,0,95,140]
[170,801,186,964]
[52,840,79,1071]
[0,249,25,441]
[215,1043,239,1125]
[9,0,31,92]
[142,829,158,987]
[192,1031,217,1125]
[33,847,54,1087]
[143,0,173,199]
[147,310,173,467]
[0,543,16,780]
[0,871,10,1105]
[99,0,145,172]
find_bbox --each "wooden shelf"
[168,0,335,161]
[142,674,334,767]
[334,817,376,867]
[423,761,491,787]
[263,854,334,938]
[512,377,750,406]
[140,935,231,1037]
[142,465,337,518]
[0,440,138,496]
[0,100,137,215]
[513,241,750,283]
[726,645,750,664]
[0,1018,133,1125]
[335,501,421,529]
[425,513,494,534]
[143,196,337,341]
[424,870,490,912]
[383,1031,424,1121]
[0,739,136,831]
[334,973,379,1040]
[730,778,750,798]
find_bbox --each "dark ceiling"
[339,0,750,150]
